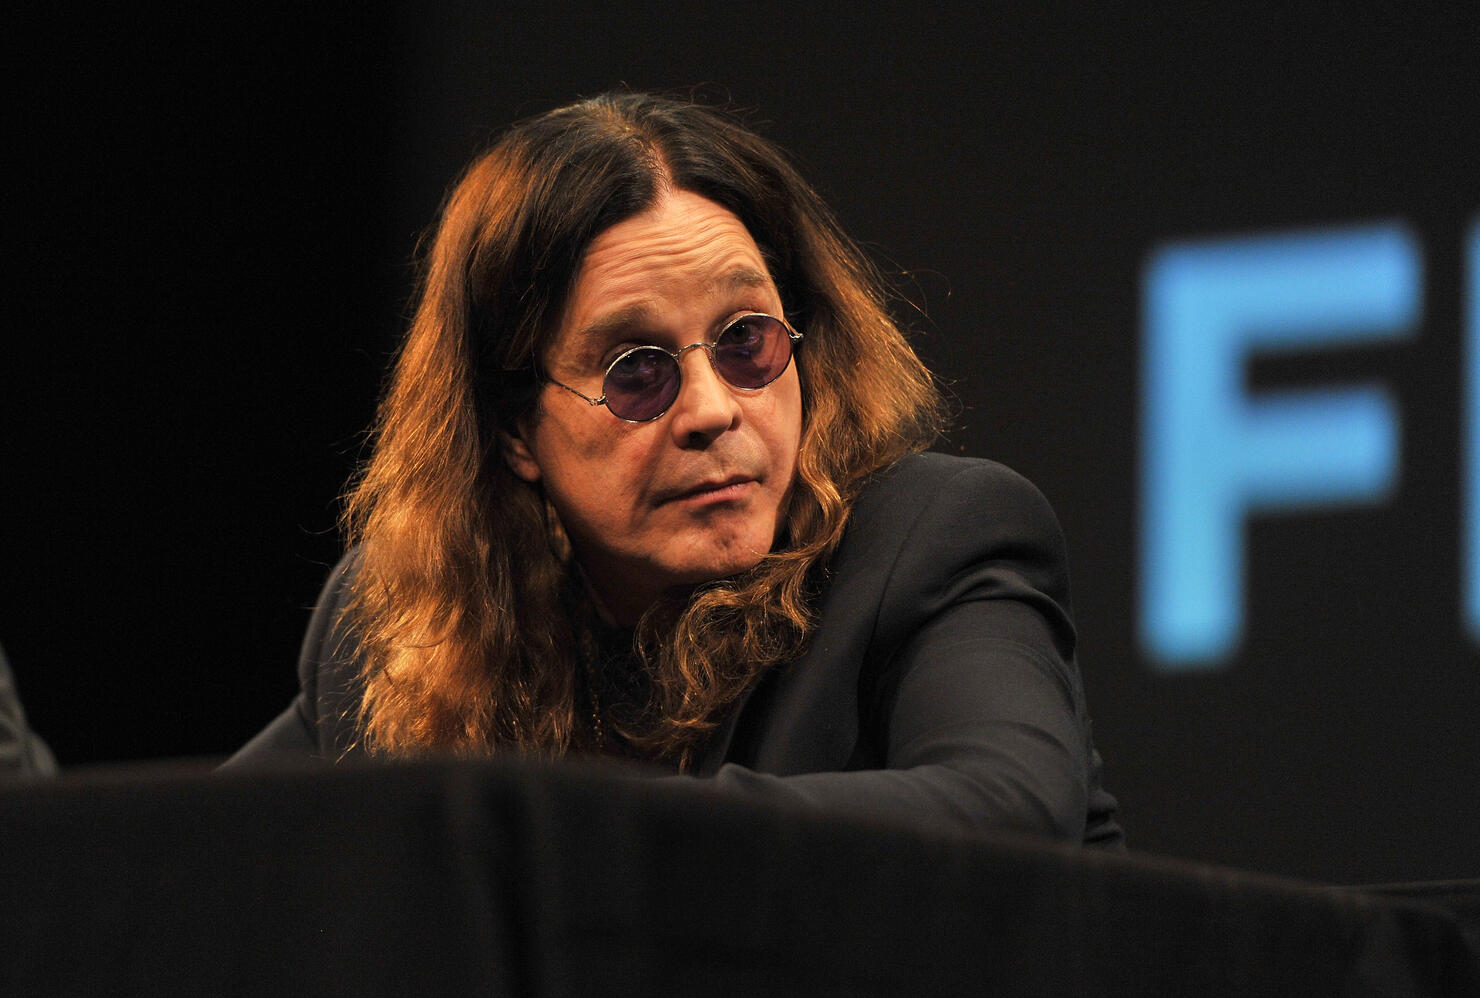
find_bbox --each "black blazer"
[228,453,1122,847]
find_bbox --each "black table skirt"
[3,757,1476,996]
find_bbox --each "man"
[229,92,1121,848]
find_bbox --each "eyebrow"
[716,267,774,294]
[574,267,777,344]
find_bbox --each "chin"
[666,536,774,587]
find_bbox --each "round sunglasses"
[546,313,803,422]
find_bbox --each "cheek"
[768,374,805,459]
[531,415,656,520]
[530,401,619,473]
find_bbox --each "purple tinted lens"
[713,315,791,388]
[604,348,680,421]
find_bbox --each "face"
[504,189,804,624]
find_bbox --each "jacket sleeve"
[221,557,357,767]
[696,458,1121,846]
[0,643,57,780]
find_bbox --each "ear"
[500,428,542,483]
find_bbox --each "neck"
[577,562,702,629]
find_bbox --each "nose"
[666,345,740,445]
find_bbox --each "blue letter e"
[1141,223,1420,670]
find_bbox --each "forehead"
[559,190,776,336]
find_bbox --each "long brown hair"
[344,92,947,766]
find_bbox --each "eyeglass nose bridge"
[670,339,721,366]
[660,341,734,410]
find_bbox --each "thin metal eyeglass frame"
[545,313,803,423]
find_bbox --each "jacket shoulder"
[834,452,1073,625]
[851,453,1059,535]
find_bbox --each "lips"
[659,475,757,504]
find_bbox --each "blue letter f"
[1141,224,1421,670]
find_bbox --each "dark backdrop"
[5,5,1477,884]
